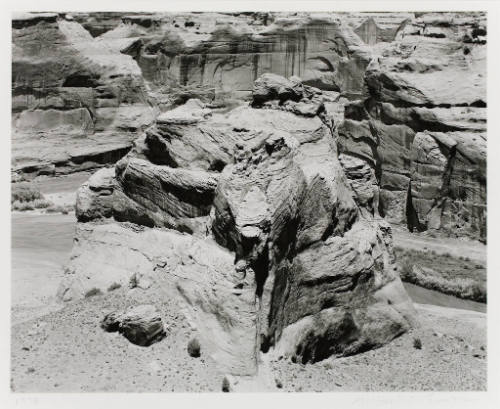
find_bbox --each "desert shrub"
[11,201,34,211]
[398,259,414,280]
[11,182,54,211]
[11,182,43,203]
[32,198,51,208]
[187,337,201,358]
[275,377,283,389]
[84,287,103,298]
[413,337,422,350]
[107,282,121,292]
[221,376,231,392]
[129,273,138,289]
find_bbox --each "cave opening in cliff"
[63,73,100,88]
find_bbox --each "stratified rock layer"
[12,12,156,177]
[338,12,486,240]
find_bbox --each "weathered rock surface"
[12,12,156,178]
[60,74,416,376]
[337,12,486,240]
[101,304,166,346]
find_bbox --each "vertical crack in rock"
[405,181,422,232]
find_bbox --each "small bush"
[11,182,43,203]
[84,287,103,298]
[413,337,422,350]
[275,377,283,389]
[11,182,53,211]
[129,273,138,289]
[32,198,51,209]
[12,201,34,211]
[221,376,231,392]
[187,337,201,358]
[107,282,121,292]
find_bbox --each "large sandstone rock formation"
[59,75,416,376]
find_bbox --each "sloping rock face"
[338,12,486,240]
[60,75,415,375]
[12,12,157,178]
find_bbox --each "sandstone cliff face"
[60,75,416,375]
[12,12,156,177]
[338,12,486,241]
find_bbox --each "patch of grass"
[84,287,103,298]
[11,201,34,211]
[107,282,121,292]
[395,247,486,303]
[11,182,53,211]
[11,182,43,203]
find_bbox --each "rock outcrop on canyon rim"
[59,74,416,376]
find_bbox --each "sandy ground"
[10,287,486,392]
[11,288,222,392]
[11,213,75,324]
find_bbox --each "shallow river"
[11,212,486,314]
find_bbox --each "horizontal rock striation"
[12,12,156,177]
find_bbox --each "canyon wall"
[11,11,486,240]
